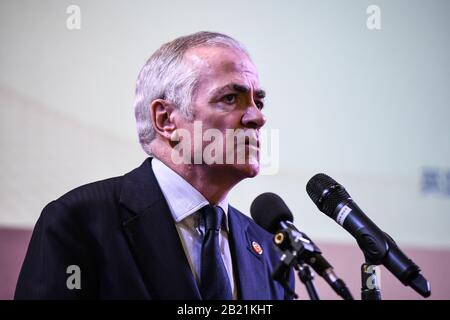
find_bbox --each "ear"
[150,99,176,140]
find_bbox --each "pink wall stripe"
[0,228,32,300]
[1,228,449,300]
[294,243,450,300]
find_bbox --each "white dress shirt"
[151,158,237,299]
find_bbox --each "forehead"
[184,46,260,90]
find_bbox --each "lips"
[243,130,259,146]
[244,136,259,148]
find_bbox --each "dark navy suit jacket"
[15,158,294,299]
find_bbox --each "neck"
[179,165,242,205]
[154,148,243,205]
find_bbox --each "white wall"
[1,0,449,250]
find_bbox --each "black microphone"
[306,173,431,298]
[250,192,353,300]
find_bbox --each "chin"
[234,163,260,178]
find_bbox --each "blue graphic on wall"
[421,168,450,197]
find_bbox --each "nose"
[241,104,266,129]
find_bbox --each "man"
[15,31,294,299]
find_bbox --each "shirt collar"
[152,158,229,229]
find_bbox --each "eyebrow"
[210,83,266,99]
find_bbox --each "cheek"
[205,112,243,131]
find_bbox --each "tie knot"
[201,205,223,231]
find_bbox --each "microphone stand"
[295,263,319,300]
[361,257,382,300]
[357,232,430,299]
[271,228,321,300]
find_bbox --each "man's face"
[175,45,266,179]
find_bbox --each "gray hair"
[134,31,249,155]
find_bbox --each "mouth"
[244,136,259,149]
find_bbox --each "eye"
[255,100,264,110]
[222,94,237,104]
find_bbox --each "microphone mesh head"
[250,192,293,234]
[306,173,350,217]
[306,173,338,206]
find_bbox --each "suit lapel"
[119,158,201,299]
[228,207,270,299]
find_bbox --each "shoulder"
[37,157,155,231]
[46,157,153,214]
[35,176,124,236]
[56,176,123,209]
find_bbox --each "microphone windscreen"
[250,192,293,233]
[306,173,337,205]
[306,173,351,218]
